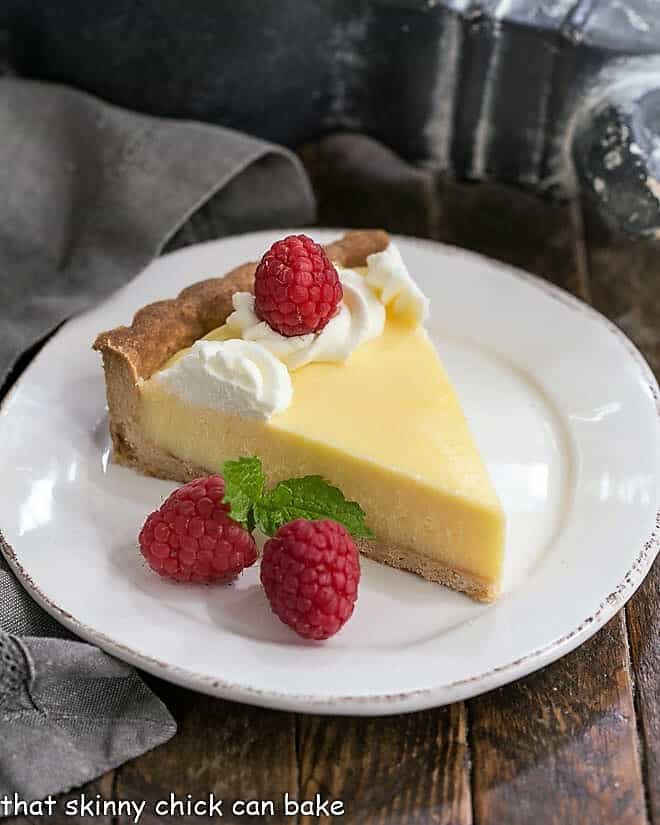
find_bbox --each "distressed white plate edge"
[1,230,658,715]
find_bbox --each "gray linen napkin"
[0,77,315,808]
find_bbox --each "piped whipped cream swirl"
[366,243,430,325]
[154,338,292,420]
[226,268,386,370]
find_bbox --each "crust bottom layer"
[356,538,498,603]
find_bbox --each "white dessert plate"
[1,230,658,715]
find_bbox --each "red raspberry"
[254,234,343,336]
[260,519,360,640]
[139,476,257,583]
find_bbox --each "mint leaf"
[253,475,374,539]
[220,457,374,539]
[222,457,265,530]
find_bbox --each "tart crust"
[93,229,497,602]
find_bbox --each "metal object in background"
[2,0,660,236]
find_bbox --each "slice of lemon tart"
[94,230,505,601]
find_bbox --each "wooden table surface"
[11,137,659,825]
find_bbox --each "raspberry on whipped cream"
[227,268,385,371]
[153,240,429,421]
[254,235,343,336]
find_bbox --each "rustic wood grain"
[297,704,471,825]
[470,613,646,825]
[111,678,298,824]
[627,563,660,825]
[581,200,660,825]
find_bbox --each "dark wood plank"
[611,444,658,817]
[627,562,660,825]
[112,679,298,824]
[580,200,660,825]
[470,612,646,825]
[297,704,471,825]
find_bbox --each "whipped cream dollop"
[366,243,430,325]
[226,268,386,371]
[154,338,292,420]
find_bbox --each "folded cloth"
[0,76,315,808]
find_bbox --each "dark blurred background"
[0,0,658,370]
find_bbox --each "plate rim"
[1,229,659,715]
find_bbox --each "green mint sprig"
[221,456,374,539]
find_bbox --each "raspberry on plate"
[139,476,257,583]
[254,234,343,337]
[260,518,360,640]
